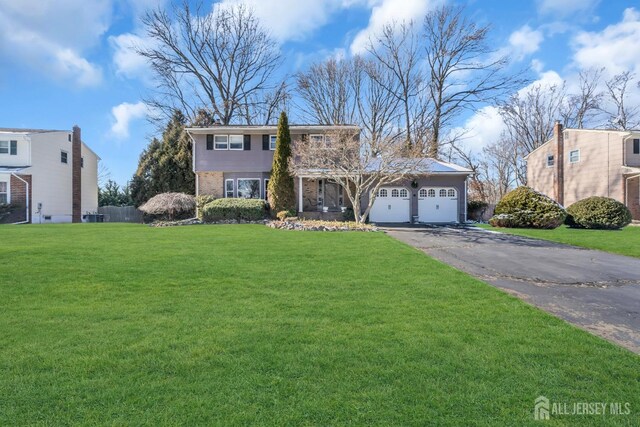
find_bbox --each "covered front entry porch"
[296,176,353,220]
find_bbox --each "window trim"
[269,135,277,150]
[546,154,554,167]
[309,134,324,144]
[214,135,229,150]
[225,179,235,198]
[569,149,580,163]
[236,178,261,199]
[229,135,244,150]
[0,180,9,204]
[0,140,8,154]
[61,150,68,164]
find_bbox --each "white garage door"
[418,187,458,223]
[370,187,411,223]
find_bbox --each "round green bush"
[489,186,565,229]
[566,196,631,229]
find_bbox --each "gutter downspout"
[10,172,29,224]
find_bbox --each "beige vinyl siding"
[526,142,556,200]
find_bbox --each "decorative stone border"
[266,219,378,232]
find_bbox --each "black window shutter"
[9,140,17,155]
[634,139,640,154]
[206,134,213,150]
[262,134,269,150]
[243,135,251,150]
[301,134,308,142]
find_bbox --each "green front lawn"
[476,224,640,258]
[1,224,638,425]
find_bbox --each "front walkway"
[385,225,640,353]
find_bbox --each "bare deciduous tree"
[603,71,639,130]
[139,2,285,125]
[290,130,424,223]
[424,5,526,158]
[561,67,604,128]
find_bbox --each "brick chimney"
[72,125,82,223]
[553,121,564,206]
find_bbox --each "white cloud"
[537,0,599,17]
[110,33,154,80]
[0,0,109,86]
[350,0,438,54]
[508,25,544,59]
[218,0,364,43]
[460,106,506,150]
[110,102,149,139]
[572,8,640,75]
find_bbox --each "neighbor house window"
[569,149,580,163]
[0,182,7,204]
[546,154,554,167]
[214,135,228,150]
[264,179,270,200]
[229,135,244,150]
[206,135,214,150]
[81,157,84,168]
[225,179,234,198]
[237,178,260,199]
[10,141,17,155]
[310,134,324,144]
[61,151,68,164]
[0,141,8,154]
[634,139,640,154]
[269,135,277,150]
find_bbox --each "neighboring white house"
[0,126,99,224]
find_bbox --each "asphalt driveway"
[384,225,640,353]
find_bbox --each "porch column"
[298,176,304,212]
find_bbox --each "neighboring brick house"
[0,126,99,224]
[526,122,640,219]
[186,124,473,223]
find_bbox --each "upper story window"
[0,140,16,155]
[229,135,244,150]
[569,149,580,163]
[206,135,213,150]
[634,139,639,154]
[81,157,84,168]
[214,135,228,150]
[546,154,554,167]
[270,135,277,150]
[61,150,68,164]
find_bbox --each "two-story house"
[0,126,99,224]
[186,124,473,223]
[526,122,640,219]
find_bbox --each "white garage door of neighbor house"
[418,187,458,223]
[369,187,411,223]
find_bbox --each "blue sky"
[1,0,639,185]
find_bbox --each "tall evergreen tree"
[268,112,296,212]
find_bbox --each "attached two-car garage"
[369,186,459,223]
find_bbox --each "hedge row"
[200,198,267,222]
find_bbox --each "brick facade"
[1,174,31,224]
[72,126,82,223]
[198,172,224,198]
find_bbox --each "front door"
[324,181,340,210]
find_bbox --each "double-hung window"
[229,135,244,150]
[634,139,640,154]
[269,135,277,150]
[310,134,324,144]
[546,154,554,167]
[0,181,7,204]
[237,178,260,199]
[569,149,580,163]
[214,135,228,150]
[61,150,68,164]
[225,179,234,198]
[0,141,8,154]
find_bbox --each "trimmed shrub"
[201,198,267,222]
[342,207,355,222]
[566,196,632,229]
[467,200,489,221]
[139,192,195,222]
[489,186,565,229]
[196,195,215,218]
